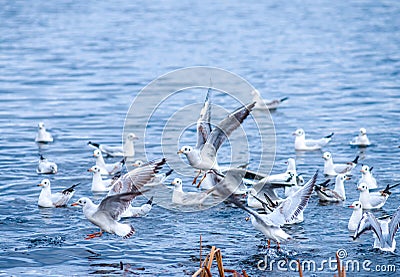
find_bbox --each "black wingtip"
[325,132,334,139]
[165,169,174,177]
[63,182,80,193]
[39,154,45,160]
[146,196,154,205]
[353,156,360,164]
[318,179,330,187]
[370,166,373,172]
[280,97,289,102]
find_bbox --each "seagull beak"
[345,176,351,180]
[348,205,354,208]
[38,183,43,187]
[360,169,365,173]
[87,168,93,172]
[292,132,296,136]
[177,150,183,154]
[245,217,250,221]
[171,181,176,185]
[132,163,139,167]
[71,202,79,206]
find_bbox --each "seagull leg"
[85,230,103,240]
[267,239,271,249]
[277,242,280,250]
[196,172,207,188]
[192,170,202,185]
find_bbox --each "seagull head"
[292,128,304,137]
[322,151,332,161]
[71,197,91,207]
[359,128,367,135]
[50,164,58,174]
[88,165,101,173]
[38,179,51,188]
[38,122,45,129]
[360,165,370,174]
[357,183,368,192]
[171,178,183,188]
[177,146,192,155]
[336,173,351,183]
[132,160,144,167]
[348,200,362,210]
[127,133,138,141]
[93,149,102,157]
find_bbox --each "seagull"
[352,207,400,252]
[37,179,78,208]
[132,160,174,187]
[263,158,298,185]
[121,197,154,218]
[350,128,371,147]
[37,155,58,174]
[215,169,318,247]
[315,174,350,202]
[357,182,400,209]
[177,88,256,186]
[322,152,359,176]
[251,89,288,110]
[88,133,138,157]
[348,201,363,231]
[71,192,140,239]
[293,128,334,151]
[359,165,377,189]
[170,178,213,206]
[93,149,125,175]
[87,165,113,192]
[35,122,53,143]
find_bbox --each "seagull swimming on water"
[315,174,350,202]
[350,128,371,147]
[37,179,78,208]
[37,155,58,174]
[87,165,113,192]
[293,128,334,151]
[322,152,359,176]
[348,201,363,231]
[352,207,400,252]
[35,122,53,143]
[88,133,138,157]
[251,89,288,110]
[92,149,125,175]
[357,182,400,209]
[359,165,377,189]
[177,88,256,186]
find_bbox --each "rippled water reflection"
[1,1,400,276]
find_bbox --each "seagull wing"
[267,171,318,226]
[195,88,212,150]
[206,102,255,152]
[108,158,166,196]
[353,212,384,245]
[96,192,141,221]
[389,206,400,243]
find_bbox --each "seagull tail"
[324,132,334,139]
[165,169,174,177]
[280,97,289,102]
[352,155,360,164]
[146,196,154,206]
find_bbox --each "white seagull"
[93,149,125,175]
[88,133,138,157]
[293,128,334,151]
[350,128,371,147]
[352,207,400,252]
[132,160,174,187]
[177,88,256,186]
[87,165,113,192]
[37,155,58,174]
[348,201,363,231]
[357,182,399,209]
[38,179,78,208]
[322,152,359,176]
[251,89,288,110]
[315,174,350,202]
[35,122,53,143]
[170,178,213,206]
[71,192,139,239]
[121,197,154,218]
[359,165,377,189]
